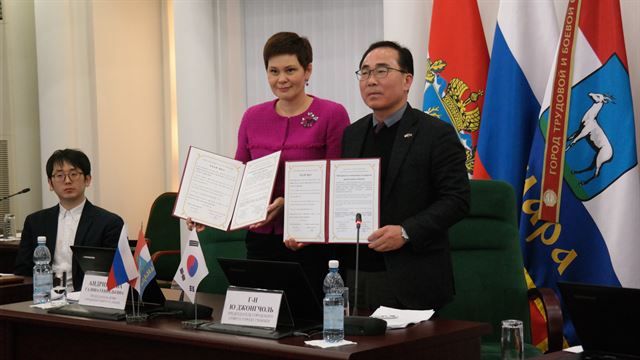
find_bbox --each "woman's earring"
[305,80,309,86]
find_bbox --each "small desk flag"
[107,224,138,291]
[173,229,209,303]
[133,225,156,296]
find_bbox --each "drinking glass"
[3,214,16,238]
[501,319,524,360]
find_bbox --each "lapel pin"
[404,133,413,138]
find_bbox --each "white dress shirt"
[53,200,85,289]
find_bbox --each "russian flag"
[521,0,640,345]
[423,0,488,176]
[474,1,560,351]
[474,0,559,209]
[106,225,138,291]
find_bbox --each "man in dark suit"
[14,149,123,291]
[339,41,470,311]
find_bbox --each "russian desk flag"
[106,224,138,291]
[423,0,488,176]
[133,225,156,296]
[520,0,640,344]
[174,230,209,303]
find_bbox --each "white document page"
[328,159,379,243]
[283,160,327,243]
[230,151,281,230]
[371,306,435,329]
[174,146,245,231]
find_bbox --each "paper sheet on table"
[30,299,68,310]
[563,346,583,353]
[0,233,20,241]
[304,339,357,348]
[67,291,81,302]
[371,306,435,329]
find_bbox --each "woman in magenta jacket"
[192,32,349,297]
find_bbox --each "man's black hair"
[358,40,414,75]
[46,149,91,178]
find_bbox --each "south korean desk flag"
[173,229,209,303]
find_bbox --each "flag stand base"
[181,319,207,329]
[126,313,149,323]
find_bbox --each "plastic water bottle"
[33,236,53,304]
[323,260,345,342]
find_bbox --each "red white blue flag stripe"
[107,224,138,291]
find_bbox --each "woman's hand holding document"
[173,146,281,231]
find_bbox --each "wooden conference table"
[0,292,491,360]
[0,239,19,273]
[0,276,31,305]
[532,352,581,359]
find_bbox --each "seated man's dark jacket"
[14,200,124,291]
[340,104,470,310]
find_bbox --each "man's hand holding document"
[173,146,281,231]
[283,158,380,243]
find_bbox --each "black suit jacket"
[14,200,124,291]
[341,104,470,309]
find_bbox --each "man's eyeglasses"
[355,66,407,81]
[51,171,84,183]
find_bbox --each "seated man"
[14,149,123,291]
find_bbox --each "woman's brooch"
[300,112,319,128]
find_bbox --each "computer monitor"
[216,258,322,324]
[71,245,114,274]
[558,281,640,358]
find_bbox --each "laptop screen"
[558,281,640,357]
[71,245,114,274]
[216,258,322,323]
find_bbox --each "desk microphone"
[0,188,30,202]
[353,213,362,316]
[344,213,387,336]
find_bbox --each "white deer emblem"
[566,92,614,185]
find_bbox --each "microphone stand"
[0,188,30,202]
[343,213,386,336]
[353,217,361,316]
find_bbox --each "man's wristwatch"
[401,227,410,242]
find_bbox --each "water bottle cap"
[37,236,46,244]
[328,260,339,269]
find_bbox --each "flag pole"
[194,293,198,323]
[129,285,136,317]
[138,221,143,317]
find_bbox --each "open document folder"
[371,306,435,329]
[283,158,380,243]
[173,147,281,231]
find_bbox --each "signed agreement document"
[173,146,281,231]
[283,158,379,243]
